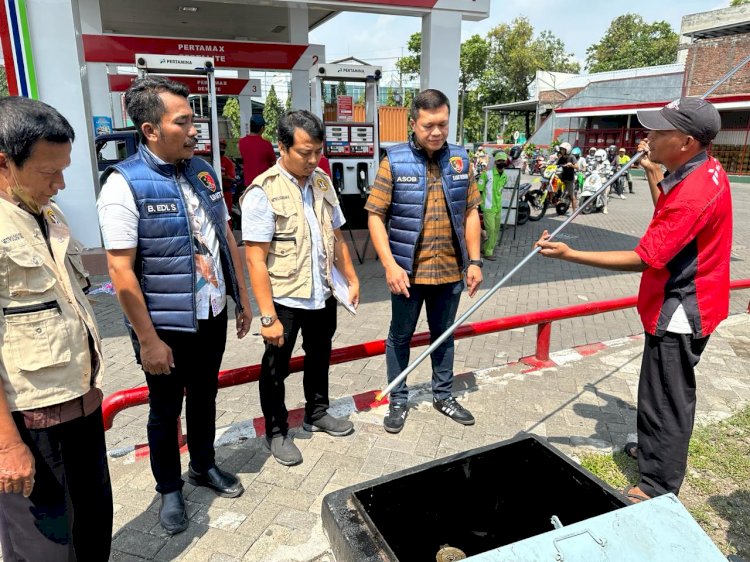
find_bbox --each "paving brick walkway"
[98,178,750,454]
[43,176,750,560]
[106,314,750,561]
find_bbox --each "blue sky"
[310,0,730,87]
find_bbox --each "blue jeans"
[385,280,464,405]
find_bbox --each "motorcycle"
[516,182,532,225]
[524,165,571,221]
[579,165,611,215]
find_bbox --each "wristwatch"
[469,259,484,268]
[260,314,277,327]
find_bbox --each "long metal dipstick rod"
[376,157,640,401]
[375,54,750,401]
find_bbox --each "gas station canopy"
[98,0,489,42]
[99,0,336,41]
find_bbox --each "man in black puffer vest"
[97,77,253,535]
[366,89,484,434]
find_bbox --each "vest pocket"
[66,242,91,292]
[5,306,72,372]
[268,239,297,278]
[273,206,298,237]
[3,246,56,297]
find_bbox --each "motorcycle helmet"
[607,144,616,154]
[559,142,572,153]
[571,147,582,156]
[594,148,608,163]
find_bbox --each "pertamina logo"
[395,176,418,183]
[159,58,194,66]
[197,171,217,192]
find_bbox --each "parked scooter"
[579,166,611,215]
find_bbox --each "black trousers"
[131,308,227,494]
[0,407,113,562]
[260,297,337,438]
[637,332,709,497]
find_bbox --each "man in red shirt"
[318,153,331,176]
[219,139,236,220]
[535,98,731,502]
[238,114,276,187]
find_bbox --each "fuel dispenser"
[310,63,382,229]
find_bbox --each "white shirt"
[97,148,230,320]
[241,162,345,310]
[666,304,692,334]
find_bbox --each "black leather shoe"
[187,464,244,498]
[159,490,188,535]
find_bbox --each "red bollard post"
[536,321,551,362]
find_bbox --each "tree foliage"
[221,97,241,139]
[458,35,490,142]
[585,14,679,72]
[396,17,581,140]
[403,87,415,109]
[385,88,399,107]
[395,32,422,80]
[480,17,580,105]
[262,85,282,142]
[394,18,579,143]
[730,0,749,5]
[336,81,348,97]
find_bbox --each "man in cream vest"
[0,97,111,560]
[242,110,360,466]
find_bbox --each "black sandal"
[623,441,638,460]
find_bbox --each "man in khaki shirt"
[0,97,111,561]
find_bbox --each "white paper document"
[331,266,357,316]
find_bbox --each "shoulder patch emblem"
[197,171,217,192]
[449,156,464,174]
[316,177,329,192]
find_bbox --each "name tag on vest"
[453,174,468,181]
[145,202,178,214]
[209,192,224,202]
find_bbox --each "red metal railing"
[101,279,750,430]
